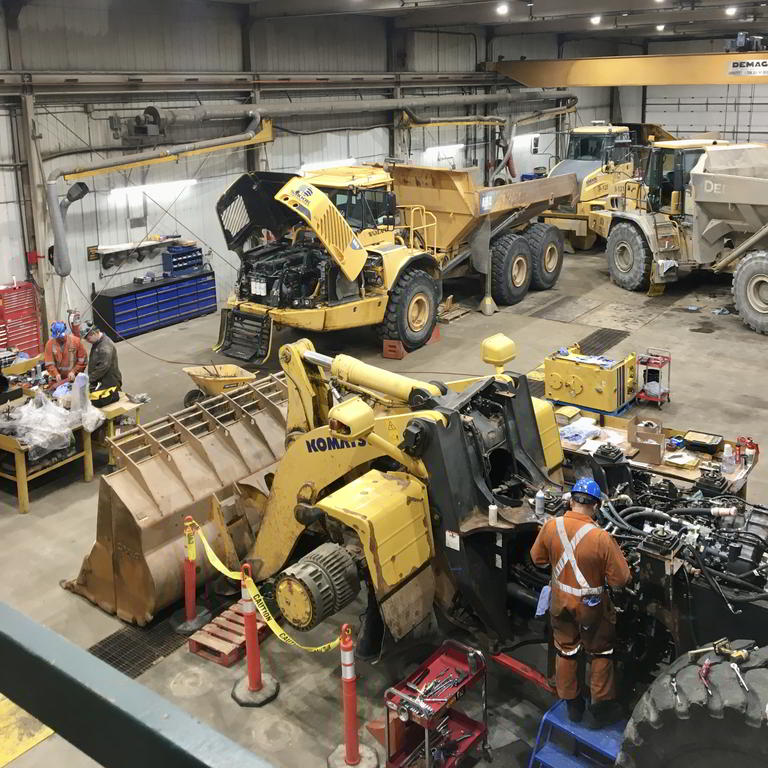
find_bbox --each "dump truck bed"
[391,164,578,252]
[690,144,768,266]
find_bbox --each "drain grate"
[576,328,630,356]
[88,618,187,679]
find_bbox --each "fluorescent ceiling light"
[725,6,737,15]
[300,158,357,173]
[656,23,666,31]
[109,179,197,206]
[590,15,601,25]
[496,3,509,14]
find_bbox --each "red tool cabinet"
[0,281,42,357]
[384,640,491,768]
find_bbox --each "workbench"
[561,411,756,495]
[93,393,142,466]
[0,427,93,515]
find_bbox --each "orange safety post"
[172,516,210,635]
[231,563,279,707]
[327,625,378,768]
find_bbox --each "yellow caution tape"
[193,522,340,653]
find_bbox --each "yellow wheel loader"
[66,334,565,630]
[214,164,577,363]
[543,122,675,251]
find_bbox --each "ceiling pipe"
[137,90,570,128]
[45,114,260,277]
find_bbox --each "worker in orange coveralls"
[44,321,87,384]
[531,477,631,728]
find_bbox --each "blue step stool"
[528,700,627,768]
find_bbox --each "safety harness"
[552,516,604,598]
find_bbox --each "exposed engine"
[237,240,384,310]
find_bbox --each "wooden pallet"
[188,601,269,667]
[438,304,472,324]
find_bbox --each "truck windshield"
[566,135,610,161]
[324,189,390,231]
[566,134,632,164]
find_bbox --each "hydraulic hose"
[624,510,673,525]
[600,499,635,533]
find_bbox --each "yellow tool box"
[544,344,636,414]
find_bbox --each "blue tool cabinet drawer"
[93,269,217,341]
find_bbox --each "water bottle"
[488,504,498,526]
[722,443,736,474]
[535,489,546,518]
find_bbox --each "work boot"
[565,697,585,723]
[586,700,625,729]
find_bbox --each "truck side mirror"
[387,191,397,217]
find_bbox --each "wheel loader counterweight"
[214,164,577,362]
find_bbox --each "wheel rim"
[614,241,634,273]
[543,243,559,273]
[746,274,768,314]
[407,292,430,332]
[511,255,528,286]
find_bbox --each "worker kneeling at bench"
[531,477,630,727]
[81,321,122,405]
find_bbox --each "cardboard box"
[555,405,581,426]
[627,416,665,464]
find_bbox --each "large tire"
[607,222,653,291]
[379,268,439,351]
[733,251,768,335]
[491,232,533,305]
[525,223,565,290]
[618,641,768,768]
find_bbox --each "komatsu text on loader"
[214,164,577,362]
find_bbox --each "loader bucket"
[64,374,288,625]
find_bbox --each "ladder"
[528,700,626,768]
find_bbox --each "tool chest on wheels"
[384,640,491,768]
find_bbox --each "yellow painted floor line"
[0,696,53,766]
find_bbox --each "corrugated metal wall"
[14,0,242,71]
[252,16,387,72]
[0,110,26,284]
[644,39,768,141]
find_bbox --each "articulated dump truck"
[215,163,577,362]
[590,141,768,334]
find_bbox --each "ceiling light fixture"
[590,15,601,25]
[725,5,737,15]
[656,23,666,31]
[496,2,509,14]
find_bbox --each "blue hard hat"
[571,477,601,502]
[51,321,67,339]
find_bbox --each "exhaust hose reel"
[275,543,360,631]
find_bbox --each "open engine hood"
[216,172,303,254]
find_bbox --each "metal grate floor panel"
[88,618,187,679]
[576,328,630,356]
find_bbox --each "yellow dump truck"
[544,122,675,250]
[215,163,577,361]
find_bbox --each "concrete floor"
[2,249,768,767]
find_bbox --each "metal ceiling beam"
[0,69,506,98]
[489,50,768,87]
[0,601,275,768]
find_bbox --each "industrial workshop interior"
[8,1,768,767]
